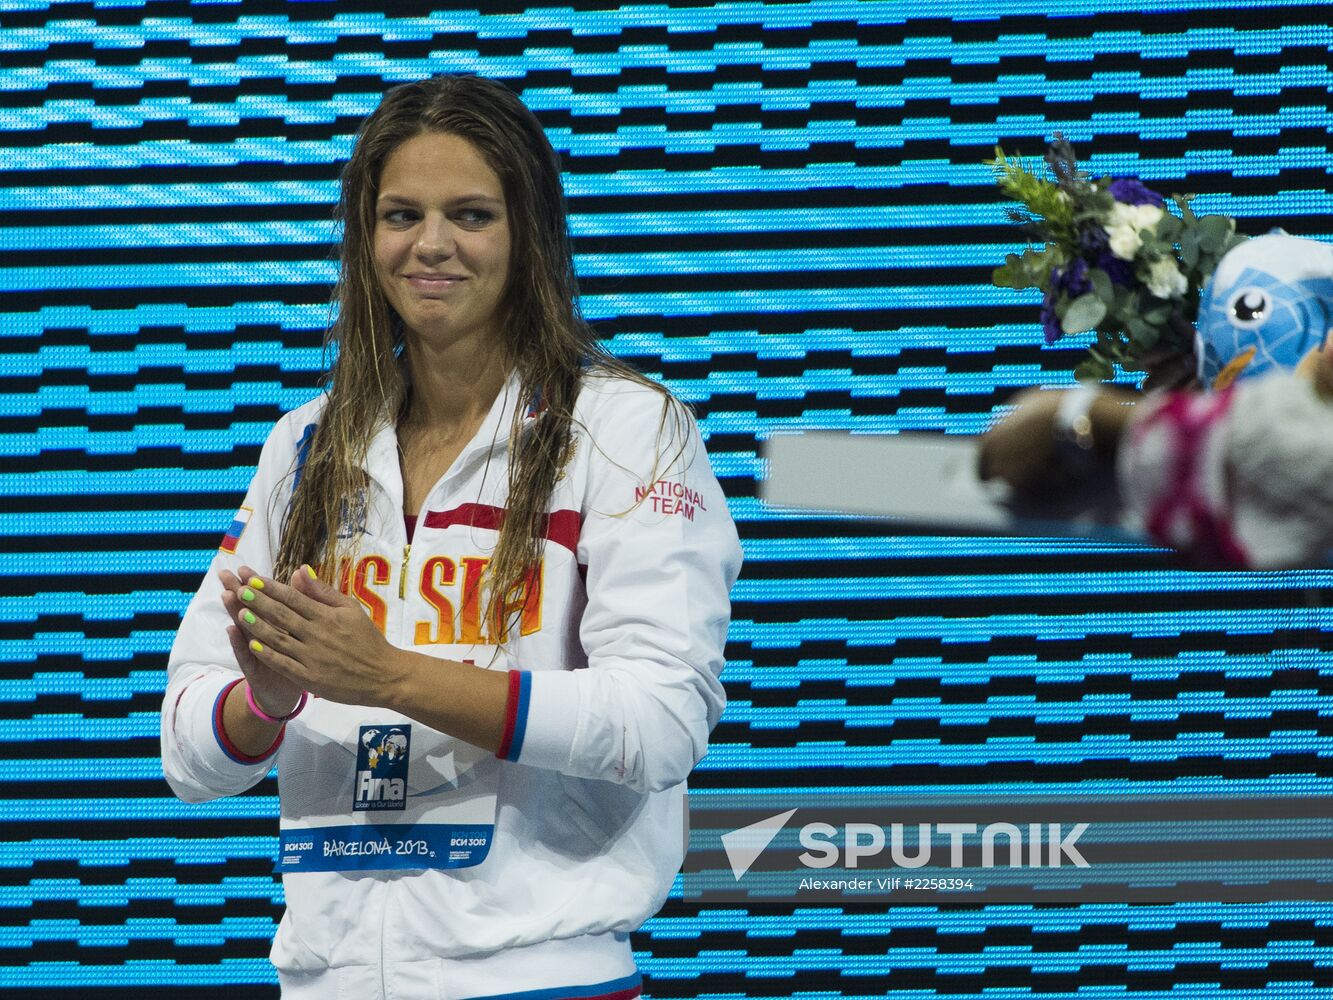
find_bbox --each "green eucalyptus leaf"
[993,257,1028,290]
[1062,293,1107,334]
[1131,322,1160,348]
[1089,267,1113,303]
[1075,356,1114,382]
[1196,214,1232,254]
[993,262,1021,289]
[992,248,1053,290]
[1156,214,1183,241]
[1180,231,1200,269]
[1196,252,1227,283]
[1142,303,1170,325]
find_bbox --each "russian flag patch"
[219,506,253,554]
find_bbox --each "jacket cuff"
[497,669,579,769]
[212,678,285,765]
[496,669,530,762]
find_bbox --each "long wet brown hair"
[274,75,666,632]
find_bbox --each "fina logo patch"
[353,725,410,812]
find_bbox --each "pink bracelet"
[244,683,308,724]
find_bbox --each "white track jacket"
[160,372,742,975]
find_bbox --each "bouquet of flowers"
[990,136,1246,383]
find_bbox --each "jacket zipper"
[399,543,411,599]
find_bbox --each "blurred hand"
[977,389,1068,496]
[1315,340,1333,401]
[979,386,1136,498]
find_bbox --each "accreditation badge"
[273,648,502,874]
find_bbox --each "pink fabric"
[1136,388,1249,566]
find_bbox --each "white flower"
[1130,203,1164,230]
[1145,257,1187,299]
[1107,223,1142,260]
[1109,201,1164,233]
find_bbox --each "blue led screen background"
[4,1,1333,996]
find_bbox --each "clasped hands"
[218,564,402,715]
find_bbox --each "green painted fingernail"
[240,587,255,602]
[241,609,256,625]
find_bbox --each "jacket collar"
[361,368,531,504]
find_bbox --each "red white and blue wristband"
[213,678,285,764]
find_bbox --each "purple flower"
[1056,257,1092,298]
[1078,225,1110,256]
[1096,251,1134,287]
[1107,177,1164,207]
[1040,287,1062,344]
[1076,226,1132,287]
[1040,259,1093,344]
